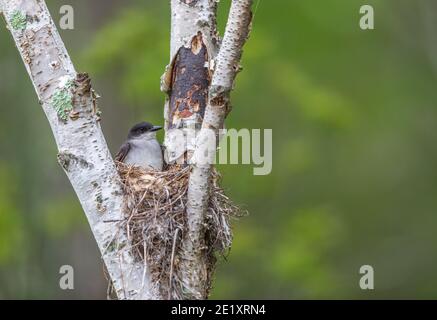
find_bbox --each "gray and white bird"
[115,122,164,171]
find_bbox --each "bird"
[115,121,164,171]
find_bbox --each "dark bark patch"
[180,0,199,6]
[57,152,93,171]
[70,73,102,120]
[210,95,226,107]
[75,72,92,96]
[168,33,210,128]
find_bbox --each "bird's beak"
[150,125,162,132]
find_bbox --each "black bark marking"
[75,72,91,96]
[180,0,199,6]
[71,73,102,120]
[57,152,93,171]
[168,33,210,129]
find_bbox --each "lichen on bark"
[51,78,74,121]
[10,10,27,30]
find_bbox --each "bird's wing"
[115,142,131,162]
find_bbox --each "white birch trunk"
[187,0,253,299]
[162,0,220,299]
[163,0,253,299]
[0,0,159,300]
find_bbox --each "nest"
[116,162,244,299]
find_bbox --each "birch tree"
[0,0,158,300]
[0,0,253,299]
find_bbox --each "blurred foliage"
[43,198,86,239]
[271,207,344,297]
[1,0,437,299]
[0,166,24,264]
[82,9,168,105]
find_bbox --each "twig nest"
[116,162,245,299]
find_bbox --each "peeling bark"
[163,0,220,162]
[0,0,159,300]
[168,33,210,130]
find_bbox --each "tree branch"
[181,0,253,299]
[0,0,159,300]
[162,0,221,299]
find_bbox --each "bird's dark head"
[128,122,162,139]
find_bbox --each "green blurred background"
[1,0,437,299]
